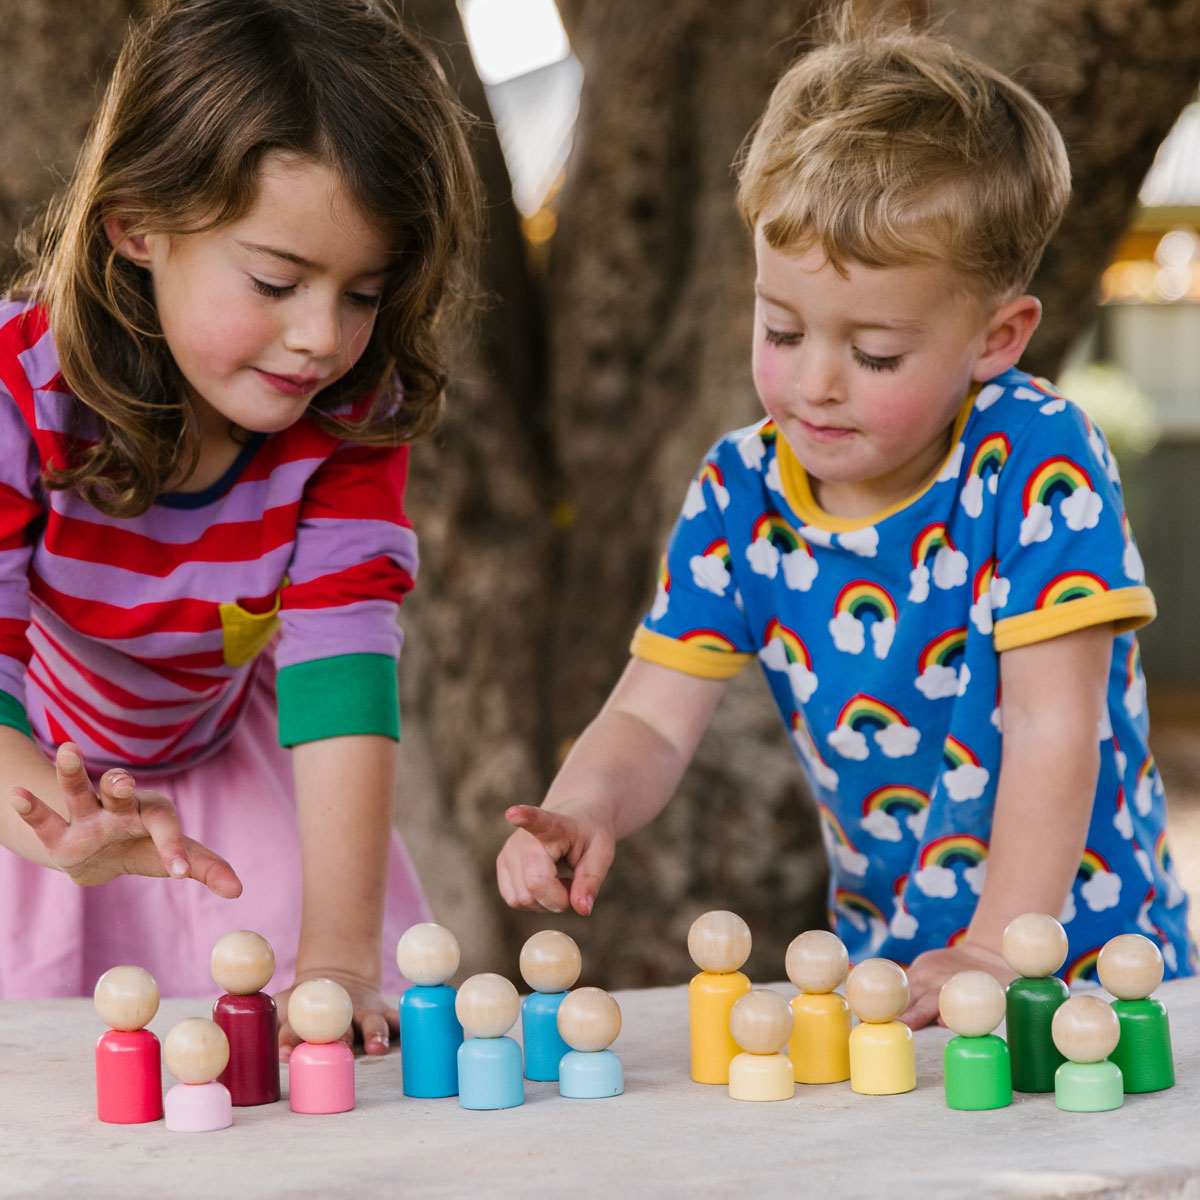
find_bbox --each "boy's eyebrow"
[238,240,390,277]
[755,284,926,332]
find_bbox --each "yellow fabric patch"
[219,590,283,667]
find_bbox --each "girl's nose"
[283,296,342,359]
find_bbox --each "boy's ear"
[972,294,1042,382]
[102,213,154,267]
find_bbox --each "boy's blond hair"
[736,21,1071,299]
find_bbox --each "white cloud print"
[1061,486,1102,531]
[890,907,918,939]
[745,537,780,579]
[1124,541,1145,583]
[964,861,987,896]
[871,618,896,659]
[1019,501,1053,546]
[1081,870,1122,912]
[833,842,869,877]
[875,724,920,758]
[690,554,730,596]
[943,763,990,802]
[861,809,902,842]
[938,441,964,483]
[838,527,879,558]
[650,582,669,621]
[760,639,818,704]
[782,549,818,591]
[827,725,869,760]
[682,479,708,519]
[738,432,766,471]
[932,545,968,590]
[909,564,931,604]
[829,612,866,655]
[915,663,963,700]
[914,864,958,899]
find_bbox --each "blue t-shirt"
[634,368,1194,981]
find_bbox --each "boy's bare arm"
[497,658,727,916]
[901,623,1112,1027]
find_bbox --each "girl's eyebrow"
[238,240,390,277]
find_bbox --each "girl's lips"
[255,368,322,396]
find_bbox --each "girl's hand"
[9,741,242,897]
[899,941,1014,1029]
[275,968,398,1061]
[496,804,615,916]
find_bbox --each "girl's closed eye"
[853,347,903,372]
[346,291,382,310]
[251,276,295,299]
[764,327,802,347]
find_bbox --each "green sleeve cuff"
[0,690,33,739]
[276,653,400,746]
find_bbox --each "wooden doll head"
[785,930,849,995]
[687,910,751,975]
[729,989,793,1056]
[455,973,520,1039]
[1096,933,1164,1002]
[396,923,461,987]
[845,958,909,1024]
[94,965,160,1032]
[164,1017,230,1084]
[287,979,354,1045]
[938,970,1006,1038]
[1051,995,1120,1064]
[1001,912,1068,978]
[210,930,275,996]
[520,929,582,994]
[556,986,622,1052]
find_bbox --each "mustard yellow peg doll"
[1096,933,1175,1094]
[1051,995,1124,1112]
[846,958,915,1095]
[687,910,752,1084]
[785,930,851,1084]
[728,989,795,1102]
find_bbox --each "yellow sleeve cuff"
[994,586,1156,652]
[629,626,755,679]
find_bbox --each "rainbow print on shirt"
[968,556,1008,634]
[1075,847,1121,914]
[913,834,988,900]
[1018,456,1101,546]
[834,888,888,952]
[1065,947,1101,985]
[689,537,733,597]
[650,553,671,620]
[790,710,838,790]
[746,511,817,591]
[818,802,869,877]
[914,626,968,700]
[861,784,929,842]
[908,522,968,600]
[827,693,920,760]
[1036,570,1108,610]
[940,733,989,802]
[829,580,897,659]
[960,432,1011,518]
[761,618,818,703]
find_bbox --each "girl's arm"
[497,658,727,916]
[900,623,1113,1027]
[277,733,398,1059]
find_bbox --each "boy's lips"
[798,417,855,441]
[255,368,324,396]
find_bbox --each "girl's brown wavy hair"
[13,0,480,516]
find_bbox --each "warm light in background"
[458,0,571,85]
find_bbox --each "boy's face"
[752,226,998,518]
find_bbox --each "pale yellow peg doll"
[163,1017,233,1132]
[557,986,624,1098]
[728,989,795,1102]
[785,930,850,1084]
[1051,995,1123,1112]
[1096,933,1174,1093]
[287,978,355,1114]
[687,910,752,1084]
[846,958,915,1095]
[455,973,525,1110]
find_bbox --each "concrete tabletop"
[1,977,1197,1200]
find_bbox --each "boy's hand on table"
[10,741,242,898]
[276,968,398,1061]
[496,804,615,916]
[899,941,1014,1029]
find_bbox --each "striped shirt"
[0,300,416,772]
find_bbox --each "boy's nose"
[794,348,842,405]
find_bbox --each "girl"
[0,0,480,1058]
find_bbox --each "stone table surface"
[1,977,1198,1200]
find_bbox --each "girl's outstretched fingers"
[181,836,243,899]
[10,786,70,848]
[96,768,137,814]
[54,742,101,820]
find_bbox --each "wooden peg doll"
[287,979,355,1114]
[687,910,752,1084]
[520,929,583,1082]
[1051,995,1124,1112]
[728,989,795,1102]
[93,965,163,1124]
[846,958,915,1095]
[211,930,280,1106]
[1002,912,1069,1092]
[1097,933,1174,1093]
[163,1018,233,1132]
[396,923,465,1098]
[557,986,624,1099]
[938,970,1012,1110]
[455,973,524,1110]
[785,929,851,1084]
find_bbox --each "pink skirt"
[0,663,431,999]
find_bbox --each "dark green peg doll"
[1096,933,1175,1093]
[1002,912,1069,1092]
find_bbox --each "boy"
[496,22,1194,1025]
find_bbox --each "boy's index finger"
[504,805,574,848]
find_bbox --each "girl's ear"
[103,214,154,266]
[972,294,1042,382]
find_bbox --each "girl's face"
[114,151,390,444]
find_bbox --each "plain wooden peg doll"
[938,970,1012,1110]
[846,958,916,1096]
[1002,912,1070,1092]
[210,930,280,1106]
[785,929,851,1084]
[1051,995,1124,1112]
[520,929,583,1082]
[556,986,624,1098]
[687,910,752,1084]
[163,1017,233,1132]
[396,922,465,1098]
[1096,932,1175,1093]
[455,973,525,1110]
[93,965,163,1124]
[286,978,356,1115]
[728,989,795,1102]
